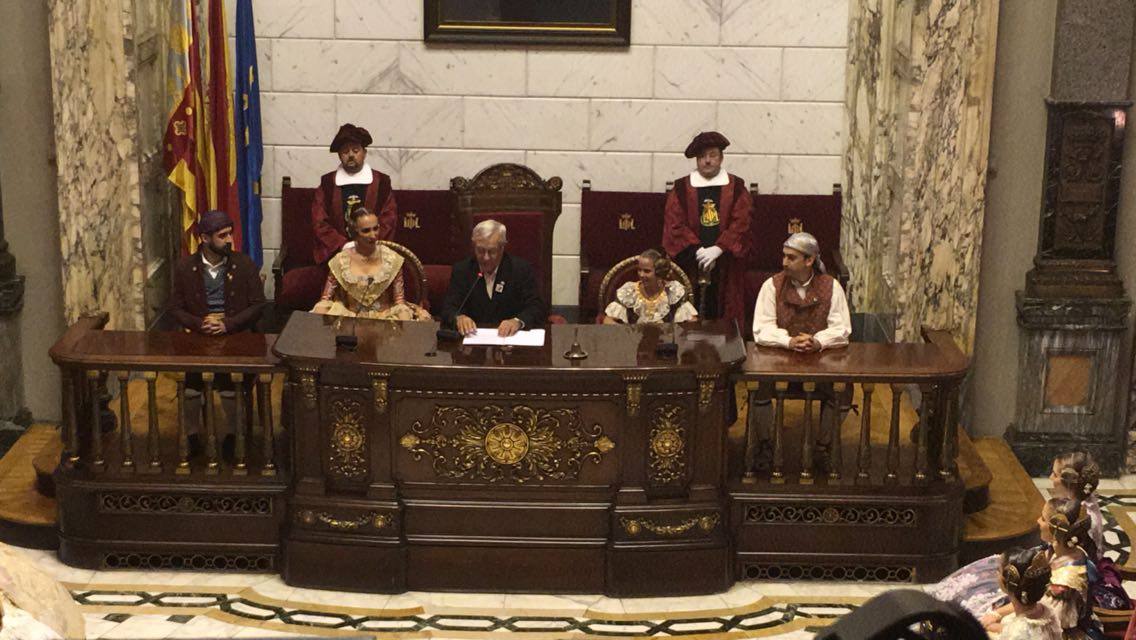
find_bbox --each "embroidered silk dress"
[314,246,431,321]
[604,280,697,324]
[994,608,1064,640]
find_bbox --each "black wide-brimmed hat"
[329,123,373,152]
[684,131,730,158]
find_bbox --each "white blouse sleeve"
[813,279,852,349]
[753,278,791,348]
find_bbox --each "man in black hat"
[311,123,397,264]
[166,210,266,461]
[662,131,753,331]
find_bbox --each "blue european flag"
[234,0,263,266]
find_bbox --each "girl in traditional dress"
[603,250,698,325]
[311,208,431,321]
[983,498,1104,639]
[928,452,1110,618]
[983,546,1062,640]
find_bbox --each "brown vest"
[773,272,834,337]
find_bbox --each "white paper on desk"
[462,328,546,347]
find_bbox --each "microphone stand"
[437,271,483,341]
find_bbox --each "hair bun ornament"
[1083,483,1093,496]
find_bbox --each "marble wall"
[46,0,146,329]
[227,0,851,304]
[843,0,1000,351]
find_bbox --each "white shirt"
[752,273,851,350]
[484,270,497,299]
[688,168,730,188]
[200,252,228,280]
[335,162,374,186]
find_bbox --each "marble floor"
[9,474,1136,639]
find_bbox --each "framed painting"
[424,0,631,46]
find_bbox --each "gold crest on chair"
[618,212,636,231]
[788,218,804,234]
[402,212,421,229]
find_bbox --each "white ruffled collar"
[689,169,729,188]
[336,163,374,186]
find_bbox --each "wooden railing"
[734,327,969,487]
[48,313,286,479]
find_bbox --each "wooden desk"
[273,313,746,595]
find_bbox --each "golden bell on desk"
[563,328,588,361]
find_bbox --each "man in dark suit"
[166,210,265,461]
[441,219,546,337]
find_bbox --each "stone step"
[0,424,59,549]
[959,436,1044,564]
[957,428,993,514]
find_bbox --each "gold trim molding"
[620,513,720,537]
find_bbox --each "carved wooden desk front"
[272,313,746,596]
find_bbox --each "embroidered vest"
[772,272,833,337]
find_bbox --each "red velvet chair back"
[452,164,562,306]
[393,189,460,266]
[748,187,843,273]
[579,184,668,317]
[281,177,318,270]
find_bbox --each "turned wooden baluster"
[203,372,219,475]
[939,382,958,480]
[829,382,845,481]
[175,374,189,475]
[259,373,276,476]
[63,372,80,468]
[857,383,874,484]
[232,373,247,476]
[771,381,787,484]
[87,370,105,471]
[800,382,816,484]
[915,384,934,484]
[117,372,134,472]
[886,384,902,483]
[144,372,161,472]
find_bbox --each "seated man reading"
[748,232,851,473]
[441,219,545,337]
[602,249,698,325]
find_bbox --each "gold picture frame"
[424,0,631,46]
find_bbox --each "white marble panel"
[590,100,717,152]
[247,0,334,38]
[721,0,850,47]
[272,145,339,188]
[259,146,278,197]
[261,249,278,298]
[335,0,421,40]
[719,102,844,155]
[271,40,400,93]
[782,48,846,101]
[398,149,526,190]
[260,93,336,146]
[778,155,843,194]
[655,47,781,100]
[337,95,463,148]
[260,196,282,250]
[524,151,654,203]
[527,47,654,98]
[631,0,722,45]
[399,42,526,96]
[465,98,588,151]
[552,255,581,306]
[651,153,778,193]
[554,204,581,256]
[101,615,186,639]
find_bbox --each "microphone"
[437,271,483,341]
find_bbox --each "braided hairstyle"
[347,207,379,238]
[1045,497,1091,551]
[1054,451,1100,501]
[639,249,673,281]
[999,546,1052,606]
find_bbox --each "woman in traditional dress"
[983,546,1062,640]
[311,208,431,321]
[602,249,698,325]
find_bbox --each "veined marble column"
[1007,0,1135,475]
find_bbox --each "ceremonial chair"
[272,177,459,316]
[451,163,562,313]
[578,182,670,320]
[380,240,429,307]
[743,183,850,339]
[594,255,693,323]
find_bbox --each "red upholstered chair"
[594,255,693,323]
[743,183,850,338]
[380,240,429,307]
[388,189,460,311]
[451,163,562,311]
[272,177,325,314]
[578,181,669,320]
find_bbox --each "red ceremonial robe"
[311,169,397,264]
[662,173,753,331]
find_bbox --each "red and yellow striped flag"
[205,0,242,251]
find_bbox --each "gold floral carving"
[399,405,613,483]
[298,369,317,410]
[620,513,720,537]
[697,374,717,413]
[648,404,686,484]
[623,374,647,417]
[369,372,389,415]
[297,510,393,531]
[328,398,367,482]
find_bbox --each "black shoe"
[221,434,236,464]
[813,441,833,475]
[187,434,204,459]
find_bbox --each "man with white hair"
[441,219,546,337]
[753,232,850,352]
